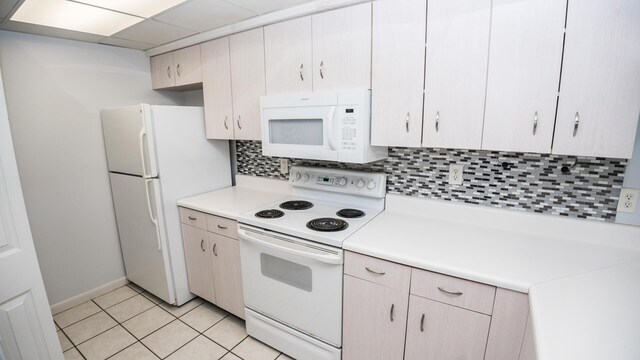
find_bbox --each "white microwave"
[260,90,388,164]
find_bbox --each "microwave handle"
[327,106,337,150]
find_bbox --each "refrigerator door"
[102,104,158,177]
[109,173,174,303]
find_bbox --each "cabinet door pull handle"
[200,239,205,252]
[532,111,538,135]
[176,64,181,77]
[320,60,324,79]
[405,112,410,133]
[213,243,218,256]
[223,116,229,130]
[188,216,197,220]
[437,287,463,296]
[435,111,440,132]
[237,116,242,130]
[166,66,172,78]
[390,304,395,322]
[420,313,425,332]
[300,63,304,82]
[365,267,386,275]
[573,112,579,137]
[217,225,228,230]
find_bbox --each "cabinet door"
[174,45,202,87]
[201,38,235,139]
[209,233,245,319]
[422,0,490,149]
[482,0,566,153]
[264,16,312,94]
[342,275,408,360]
[150,52,175,89]
[230,28,266,140]
[312,3,371,92]
[371,0,426,147]
[181,224,215,303]
[552,0,640,158]
[405,295,491,360]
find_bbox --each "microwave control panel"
[338,106,358,151]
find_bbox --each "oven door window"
[268,118,323,145]
[260,253,312,292]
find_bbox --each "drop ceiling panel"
[0,0,19,19]
[98,37,155,51]
[225,0,315,14]
[154,0,255,33]
[0,20,104,42]
[111,19,195,46]
[73,0,188,18]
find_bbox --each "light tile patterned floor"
[54,284,295,360]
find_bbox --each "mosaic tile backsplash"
[235,141,627,222]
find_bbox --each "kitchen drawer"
[207,214,238,238]
[179,207,207,229]
[344,251,411,292]
[410,268,496,315]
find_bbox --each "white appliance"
[102,104,231,306]
[237,166,386,360]
[260,90,388,163]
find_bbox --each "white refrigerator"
[102,104,231,305]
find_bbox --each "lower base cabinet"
[182,224,216,303]
[209,232,244,318]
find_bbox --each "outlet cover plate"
[279,158,289,175]
[617,188,639,213]
[449,164,464,185]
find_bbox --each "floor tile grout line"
[54,308,102,330]
[59,326,88,360]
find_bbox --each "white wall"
[617,115,640,226]
[0,30,184,305]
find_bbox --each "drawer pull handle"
[365,267,385,275]
[213,243,218,256]
[217,225,228,230]
[200,239,205,252]
[437,287,463,296]
[188,216,197,221]
[390,304,394,322]
[420,313,425,332]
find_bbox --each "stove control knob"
[301,173,310,181]
[367,180,376,190]
[337,177,347,186]
[292,172,301,181]
[356,179,365,188]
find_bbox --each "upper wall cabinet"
[422,0,491,150]
[371,0,427,148]
[230,28,266,141]
[312,3,372,92]
[482,0,566,153]
[201,38,235,140]
[264,16,313,94]
[150,44,202,90]
[552,0,640,159]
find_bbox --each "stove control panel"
[289,166,386,198]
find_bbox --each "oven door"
[261,105,340,161]
[238,225,343,347]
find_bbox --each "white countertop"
[177,175,290,219]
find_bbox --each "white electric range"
[237,166,386,360]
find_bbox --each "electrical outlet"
[279,158,289,175]
[448,164,464,185]
[617,188,639,213]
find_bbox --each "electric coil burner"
[279,200,314,210]
[255,209,284,219]
[306,218,349,232]
[336,208,365,218]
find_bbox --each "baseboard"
[50,277,129,315]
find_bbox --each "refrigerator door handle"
[138,127,149,178]
[144,178,161,251]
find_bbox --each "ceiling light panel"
[73,0,188,18]
[11,0,143,36]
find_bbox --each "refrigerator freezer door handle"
[138,127,149,178]
[144,179,161,251]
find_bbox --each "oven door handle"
[238,228,343,265]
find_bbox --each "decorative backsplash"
[235,141,627,222]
